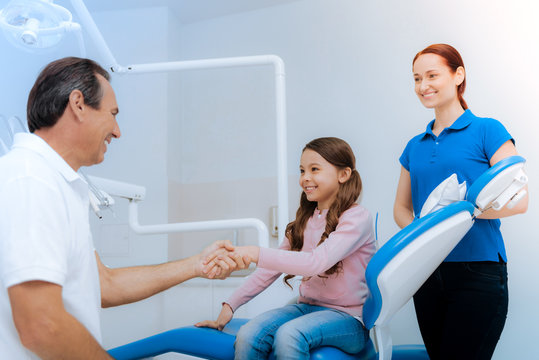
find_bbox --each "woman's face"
[413,53,464,110]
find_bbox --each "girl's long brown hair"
[283,137,362,288]
[413,43,468,110]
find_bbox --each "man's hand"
[197,240,251,279]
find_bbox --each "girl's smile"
[299,149,346,210]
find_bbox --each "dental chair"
[108,156,527,360]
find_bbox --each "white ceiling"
[83,0,301,24]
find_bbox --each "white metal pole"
[118,55,289,241]
[128,201,270,248]
[272,56,289,242]
[70,0,118,70]
[116,55,279,74]
[69,0,289,243]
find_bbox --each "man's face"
[80,75,120,167]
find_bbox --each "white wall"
[172,0,539,359]
[85,7,172,348]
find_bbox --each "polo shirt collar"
[422,109,474,139]
[12,132,82,183]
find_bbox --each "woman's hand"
[195,303,234,331]
[394,166,415,228]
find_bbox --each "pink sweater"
[227,205,376,318]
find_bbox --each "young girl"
[394,44,528,359]
[196,137,376,359]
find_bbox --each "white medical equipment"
[0,114,27,156]
[0,0,85,54]
[419,173,466,218]
[84,175,269,248]
[107,156,527,360]
[0,0,289,242]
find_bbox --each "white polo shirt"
[0,133,101,358]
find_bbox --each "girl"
[196,137,376,359]
[394,44,528,359]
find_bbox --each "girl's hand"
[202,248,251,279]
[231,246,260,264]
[195,303,234,331]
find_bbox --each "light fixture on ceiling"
[0,0,84,53]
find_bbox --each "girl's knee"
[273,323,309,354]
[235,323,257,346]
[275,323,301,342]
[235,321,274,358]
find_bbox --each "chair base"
[392,345,430,360]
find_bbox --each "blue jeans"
[234,303,369,360]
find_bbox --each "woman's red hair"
[413,44,468,110]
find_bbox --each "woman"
[394,44,528,360]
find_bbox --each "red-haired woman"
[394,44,528,359]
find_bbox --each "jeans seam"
[475,274,508,358]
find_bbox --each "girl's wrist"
[222,302,233,313]
[248,246,260,263]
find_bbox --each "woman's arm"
[478,140,529,219]
[394,166,415,228]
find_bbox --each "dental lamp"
[0,0,85,54]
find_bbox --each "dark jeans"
[413,259,508,360]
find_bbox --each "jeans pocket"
[463,262,505,283]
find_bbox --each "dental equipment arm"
[69,0,288,241]
[85,175,270,248]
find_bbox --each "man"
[0,57,248,359]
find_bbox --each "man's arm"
[98,240,249,308]
[9,281,113,360]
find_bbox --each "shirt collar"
[12,132,82,183]
[421,109,474,139]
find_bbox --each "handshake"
[196,240,260,280]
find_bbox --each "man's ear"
[338,167,352,184]
[68,90,85,121]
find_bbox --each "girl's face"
[299,149,349,210]
[413,53,464,110]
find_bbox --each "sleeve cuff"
[2,266,66,289]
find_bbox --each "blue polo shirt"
[399,109,513,262]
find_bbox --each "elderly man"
[0,57,248,359]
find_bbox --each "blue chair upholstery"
[109,318,387,360]
[363,201,475,329]
[108,156,527,360]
